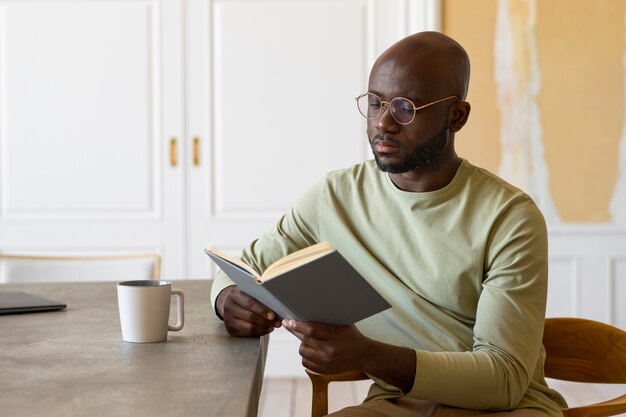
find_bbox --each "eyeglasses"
[355,93,459,125]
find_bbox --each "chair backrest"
[307,318,626,417]
[542,317,626,383]
[0,254,161,283]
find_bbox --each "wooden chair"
[0,253,161,283]
[306,318,626,417]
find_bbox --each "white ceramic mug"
[117,280,184,343]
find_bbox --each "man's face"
[369,118,449,173]
[366,58,453,174]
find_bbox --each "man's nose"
[376,104,400,132]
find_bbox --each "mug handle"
[168,289,184,331]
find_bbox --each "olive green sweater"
[211,159,567,416]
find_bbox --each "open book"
[204,242,390,325]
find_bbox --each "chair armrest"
[562,393,626,417]
[306,369,368,417]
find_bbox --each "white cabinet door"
[0,0,185,278]
[185,0,439,278]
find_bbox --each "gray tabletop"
[0,280,268,417]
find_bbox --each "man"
[210,31,567,417]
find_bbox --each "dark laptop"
[0,291,67,315]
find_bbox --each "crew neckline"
[382,159,470,199]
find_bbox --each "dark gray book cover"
[205,249,390,325]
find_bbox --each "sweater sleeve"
[407,196,549,410]
[210,180,323,317]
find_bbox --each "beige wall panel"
[536,1,624,222]
[443,0,500,173]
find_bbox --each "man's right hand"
[216,285,282,337]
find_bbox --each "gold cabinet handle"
[193,137,200,166]
[170,137,178,167]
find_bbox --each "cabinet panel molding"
[547,256,580,318]
[211,0,369,218]
[0,0,161,219]
[609,257,626,329]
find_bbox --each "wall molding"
[608,256,626,327]
[547,225,626,235]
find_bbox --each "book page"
[207,248,261,281]
[263,242,333,280]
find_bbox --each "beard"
[369,123,450,174]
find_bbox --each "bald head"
[371,31,470,101]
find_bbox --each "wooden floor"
[258,377,626,417]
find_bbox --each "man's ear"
[449,101,471,132]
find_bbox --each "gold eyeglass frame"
[355,93,459,125]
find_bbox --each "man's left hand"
[282,320,369,374]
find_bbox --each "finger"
[301,357,335,375]
[223,300,276,329]
[283,325,327,353]
[232,291,277,321]
[283,325,306,341]
[228,303,277,327]
[226,317,275,337]
[301,358,322,373]
[299,341,325,359]
[299,345,330,373]
[282,320,307,340]
[283,320,330,341]
[282,319,310,335]
[224,290,277,327]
